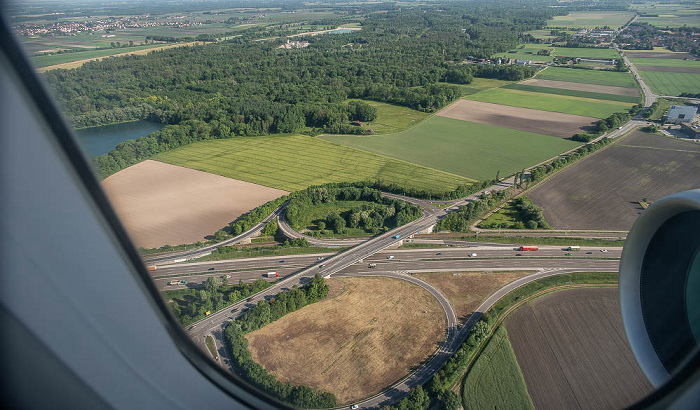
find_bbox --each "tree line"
[224,273,336,408]
[477,196,550,230]
[435,190,511,232]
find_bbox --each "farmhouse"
[665,105,698,124]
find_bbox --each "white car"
[469,253,477,257]
[351,406,359,410]
[387,255,395,259]
[601,249,608,253]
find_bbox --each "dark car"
[208,267,215,271]
[515,253,522,256]
[586,251,593,254]
[436,252,442,255]
[319,264,325,268]
[279,260,285,263]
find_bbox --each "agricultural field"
[551,47,620,59]
[492,43,554,62]
[322,116,581,181]
[31,44,167,68]
[546,11,635,28]
[36,42,205,72]
[535,66,639,88]
[506,288,653,409]
[462,326,534,410]
[505,82,640,104]
[443,77,516,97]
[629,58,700,71]
[638,71,700,95]
[245,277,446,405]
[633,3,700,27]
[436,99,598,137]
[478,203,525,229]
[528,131,700,230]
[414,271,533,323]
[101,160,287,248]
[346,99,430,134]
[524,29,558,40]
[466,87,635,118]
[155,134,474,193]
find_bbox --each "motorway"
[152,64,655,406]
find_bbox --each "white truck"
[265,272,279,278]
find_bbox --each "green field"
[154,134,474,193]
[31,44,167,67]
[466,88,634,118]
[630,58,700,69]
[638,71,700,96]
[503,83,640,104]
[347,99,430,134]
[525,29,558,39]
[536,67,638,88]
[552,47,620,59]
[478,204,523,229]
[547,11,635,28]
[462,326,535,410]
[493,43,554,62]
[322,116,580,181]
[443,78,516,97]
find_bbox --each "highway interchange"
[145,48,658,409]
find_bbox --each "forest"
[41,1,561,179]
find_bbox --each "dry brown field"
[245,277,446,405]
[520,78,641,96]
[414,271,534,323]
[636,65,700,74]
[528,131,700,230]
[101,160,287,248]
[506,288,653,409]
[36,41,205,72]
[437,99,598,137]
[625,51,696,59]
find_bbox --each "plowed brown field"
[437,99,597,137]
[528,131,700,230]
[245,277,446,404]
[520,78,640,96]
[625,51,696,59]
[102,160,287,248]
[506,288,653,409]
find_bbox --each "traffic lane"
[150,253,333,276]
[335,258,620,276]
[358,248,622,263]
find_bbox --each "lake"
[75,120,164,157]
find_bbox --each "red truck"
[518,246,539,251]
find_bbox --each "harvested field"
[637,65,700,74]
[414,271,534,323]
[625,51,696,59]
[506,288,653,409]
[245,277,446,405]
[528,131,700,230]
[436,100,598,138]
[519,78,640,97]
[101,160,287,248]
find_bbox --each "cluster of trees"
[356,179,495,201]
[572,107,639,142]
[530,138,612,182]
[285,184,423,235]
[165,278,271,326]
[224,274,335,408]
[385,320,491,410]
[478,196,550,230]
[435,189,511,232]
[42,2,563,178]
[229,196,288,236]
[643,101,661,120]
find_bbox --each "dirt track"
[102,160,287,248]
[437,99,598,137]
[528,131,700,230]
[506,288,653,409]
[520,78,640,96]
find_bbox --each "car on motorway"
[515,253,522,256]
[208,267,215,271]
[601,249,608,253]
[279,260,285,263]
[387,255,394,259]
[436,252,442,255]
[586,252,593,255]
[565,253,573,256]
[351,405,359,410]
[468,253,477,257]
[319,264,325,268]
[317,257,324,260]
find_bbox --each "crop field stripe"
[551,47,620,59]
[614,144,700,154]
[155,134,473,193]
[629,58,700,69]
[637,71,700,95]
[535,67,637,88]
[503,83,640,103]
[466,88,633,118]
